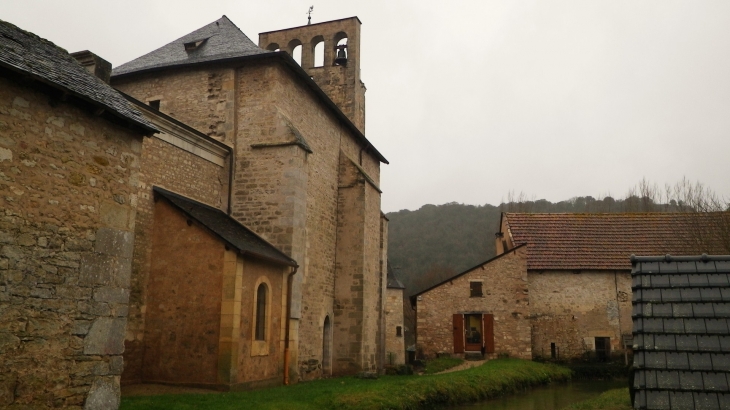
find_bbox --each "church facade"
[111,16,389,385]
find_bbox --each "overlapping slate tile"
[633,255,730,409]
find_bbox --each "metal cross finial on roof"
[307,6,314,25]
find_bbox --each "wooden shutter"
[453,314,464,353]
[483,314,494,353]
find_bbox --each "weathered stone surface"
[93,287,129,304]
[0,373,16,407]
[0,331,20,352]
[84,376,120,410]
[84,318,127,355]
[79,253,131,288]
[109,356,124,375]
[72,320,92,335]
[94,228,134,259]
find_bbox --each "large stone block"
[93,287,129,304]
[79,253,132,288]
[83,376,120,410]
[94,228,134,259]
[100,202,135,232]
[83,318,127,355]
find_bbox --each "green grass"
[421,356,464,374]
[564,388,632,410]
[121,359,571,410]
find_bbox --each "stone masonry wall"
[113,68,236,146]
[529,270,632,360]
[385,288,405,365]
[142,199,223,386]
[122,135,226,384]
[233,62,382,379]
[417,247,531,360]
[0,77,141,408]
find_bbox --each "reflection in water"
[448,380,627,410]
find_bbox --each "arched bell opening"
[333,32,348,66]
[312,36,325,68]
[288,39,303,66]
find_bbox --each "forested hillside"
[386,194,689,296]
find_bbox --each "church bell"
[334,46,347,66]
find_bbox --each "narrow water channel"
[447,380,627,410]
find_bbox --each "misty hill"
[386,195,686,297]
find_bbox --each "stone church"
[111,15,389,386]
[0,14,389,408]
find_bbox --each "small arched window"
[266,43,280,52]
[255,283,267,341]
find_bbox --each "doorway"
[322,316,332,375]
[452,313,494,354]
[595,337,610,361]
[464,314,483,352]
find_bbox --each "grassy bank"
[422,356,464,374]
[121,358,571,410]
[565,388,632,410]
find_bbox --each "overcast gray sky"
[2,1,729,212]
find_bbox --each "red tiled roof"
[503,213,729,271]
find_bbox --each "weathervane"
[307,6,314,25]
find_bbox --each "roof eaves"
[0,59,157,136]
[153,186,297,267]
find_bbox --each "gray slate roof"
[0,19,154,132]
[387,265,405,289]
[632,255,730,409]
[154,187,296,267]
[113,16,269,77]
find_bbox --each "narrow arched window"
[255,284,267,340]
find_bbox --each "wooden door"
[452,314,464,353]
[483,314,494,353]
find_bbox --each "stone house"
[631,255,730,409]
[414,212,727,362]
[110,15,389,382]
[385,266,406,365]
[0,20,155,408]
[499,212,727,361]
[413,245,532,359]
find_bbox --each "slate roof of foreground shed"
[154,187,297,267]
[632,255,730,410]
[0,19,155,133]
[502,213,729,271]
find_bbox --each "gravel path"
[435,359,487,374]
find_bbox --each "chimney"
[70,50,112,84]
